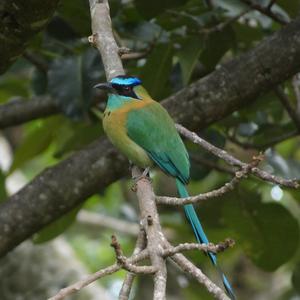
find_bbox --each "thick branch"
[2,17,300,129]
[164,17,300,129]
[89,0,124,80]
[0,97,59,128]
[0,139,127,257]
[132,167,168,300]
[0,0,59,74]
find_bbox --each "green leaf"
[200,25,236,71]
[233,23,263,49]
[134,0,188,20]
[8,120,58,173]
[54,123,103,158]
[58,0,91,36]
[33,205,82,244]
[156,4,208,30]
[276,1,300,18]
[0,75,29,102]
[177,37,203,85]
[48,49,103,119]
[140,43,173,99]
[223,188,300,271]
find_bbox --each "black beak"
[93,82,114,91]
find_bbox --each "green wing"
[126,102,190,184]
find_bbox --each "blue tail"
[176,179,236,300]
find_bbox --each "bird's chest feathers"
[103,99,152,168]
[103,100,148,139]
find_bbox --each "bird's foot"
[131,167,151,192]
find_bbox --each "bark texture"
[164,17,300,129]
[0,139,127,256]
[0,97,58,128]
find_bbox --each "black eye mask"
[112,84,141,100]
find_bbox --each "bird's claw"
[131,167,151,191]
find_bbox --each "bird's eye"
[123,86,130,92]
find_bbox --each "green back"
[126,101,190,184]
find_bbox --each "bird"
[94,75,235,299]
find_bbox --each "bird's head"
[94,75,148,101]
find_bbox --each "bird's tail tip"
[175,179,236,299]
[222,273,236,300]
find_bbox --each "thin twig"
[164,240,230,300]
[48,249,149,300]
[191,153,236,175]
[121,51,148,60]
[292,74,300,118]
[199,9,250,34]
[176,124,300,188]
[227,130,298,150]
[111,235,156,274]
[119,229,147,300]
[77,210,139,236]
[163,239,235,258]
[157,154,262,205]
[241,0,289,25]
[274,86,300,131]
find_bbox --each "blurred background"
[0,0,300,299]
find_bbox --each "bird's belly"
[103,111,152,168]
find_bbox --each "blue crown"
[110,76,142,86]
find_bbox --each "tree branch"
[274,86,300,131]
[111,235,156,274]
[240,0,289,25]
[0,97,59,128]
[77,210,139,237]
[176,124,299,188]
[157,165,249,205]
[228,129,298,150]
[165,240,229,300]
[132,167,168,300]
[89,0,124,80]
[119,229,147,300]
[162,239,235,257]
[2,17,300,129]
[48,248,150,300]
[292,74,300,118]
[0,138,128,257]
